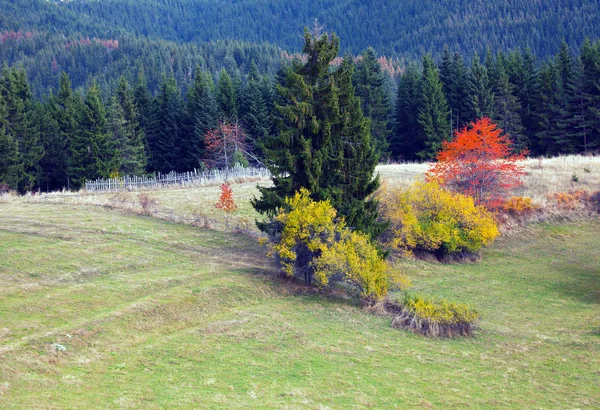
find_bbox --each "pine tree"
[0,67,43,192]
[469,52,495,120]
[216,69,237,121]
[353,47,392,161]
[182,67,217,170]
[151,75,182,173]
[38,92,68,191]
[533,61,560,154]
[115,76,147,174]
[417,55,450,159]
[133,71,158,171]
[70,82,111,188]
[490,55,526,152]
[391,63,422,160]
[252,29,383,238]
[580,39,600,151]
[56,72,81,189]
[552,40,578,153]
[0,80,20,190]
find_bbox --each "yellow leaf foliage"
[381,180,499,255]
[404,292,479,325]
[266,188,410,301]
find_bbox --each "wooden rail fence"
[84,166,271,192]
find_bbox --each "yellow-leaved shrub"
[381,180,499,256]
[264,188,410,301]
[391,292,479,337]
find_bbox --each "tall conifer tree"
[253,29,383,238]
[417,55,450,159]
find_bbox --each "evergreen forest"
[1,0,600,193]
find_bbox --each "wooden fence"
[84,166,271,192]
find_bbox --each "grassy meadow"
[1,156,599,408]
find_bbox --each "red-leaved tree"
[215,182,237,226]
[427,117,527,208]
[204,121,248,169]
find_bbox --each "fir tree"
[182,67,217,170]
[0,67,43,192]
[490,55,526,151]
[216,69,237,121]
[417,55,450,159]
[70,82,110,188]
[0,81,20,190]
[115,76,147,174]
[391,63,422,160]
[469,52,495,120]
[151,75,182,173]
[353,47,392,161]
[56,72,81,189]
[580,39,600,151]
[252,29,383,238]
[133,71,158,171]
[38,92,68,191]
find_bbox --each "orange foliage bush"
[215,182,238,214]
[427,117,527,209]
[548,190,590,210]
[502,196,539,216]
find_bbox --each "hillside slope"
[3,0,599,59]
[0,201,598,407]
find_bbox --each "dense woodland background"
[1,0,600,192]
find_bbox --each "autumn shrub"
[502,196,540,216]
[428,117,527,209]
[380,180,499,257]
[263,188,410,301]
[215,182,238,227]
[0,183,9,194]
[548,189,591,210]
[390,292,479,337]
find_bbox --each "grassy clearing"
[1,202,599,408]
[8,155,599,234]
[379,154,600,203]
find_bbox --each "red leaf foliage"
[215,182,238,214]
[427,117,528,209]
[204,121,247,169]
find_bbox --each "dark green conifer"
[391,64,422,160]
[417,55,450,159]
[353,47,393,161]
[252,29,383,238]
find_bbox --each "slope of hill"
[0,198,598,407]
[3,0,599,59]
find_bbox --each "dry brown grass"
[377,155,600,202]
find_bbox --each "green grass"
[1,202,599,408]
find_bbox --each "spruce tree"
[0,81,20,190]
[417,55,450,159]
[56,72,81,189]
[252,29,383,238]
[0,67,43,192]
[70,82,111,188]
[216,69,237,121]
[182,68,217,170]
[151,75,182,173]
[491,55,526,152]
[580,39,600,151]
[533,61,560,154]
[391,63,422,160]
[115,76,147,175]
[133,71,158,171]
[469,53,495,120]
[353,47,392,161]
[38,92,68,191]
